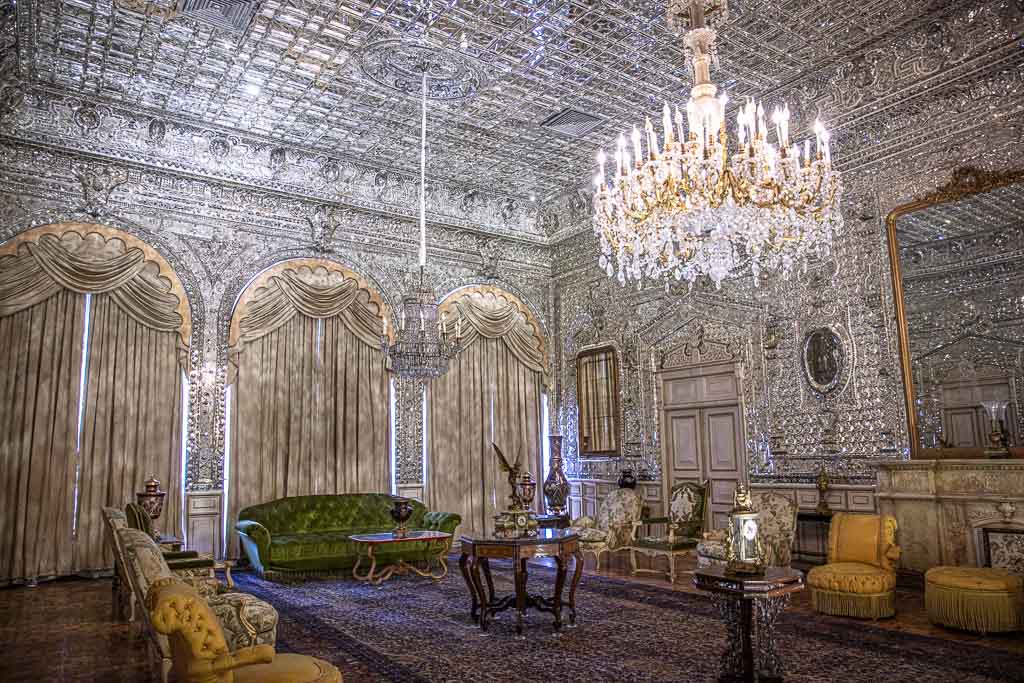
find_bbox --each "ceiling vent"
[176,0,261,33]
[539,108,604,137]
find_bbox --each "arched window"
[225,260,390,555]
[0,223,191,584]
[426,285,549,538]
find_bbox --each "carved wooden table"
[694,566,804,683]
[459,530,583,635]
[350,530,452,586]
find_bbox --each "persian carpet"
[232,563,1024,683]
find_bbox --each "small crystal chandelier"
[592,0,843,290]
[381,69,462,380]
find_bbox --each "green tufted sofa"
[235,493,461,579]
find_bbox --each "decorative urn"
[617,468,638,489]
[136,477,166,522]
[390,498,415,537]
[724,483,764,576]
[543,433,571,515]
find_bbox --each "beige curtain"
[578,349,617,453]
[0,290,84,584]
[73,294,185,573]
[0,227,189,583]
[427,290,545,539]
[227,265,389,556]
[426,339,493,539]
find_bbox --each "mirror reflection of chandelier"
[381,68,462,380]
[592,0,843,290]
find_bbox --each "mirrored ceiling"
[18,0,940,198]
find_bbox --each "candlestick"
[631,126,643,168]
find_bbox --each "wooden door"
[659,363,745,532]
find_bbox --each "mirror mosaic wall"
[1,0,1022,494]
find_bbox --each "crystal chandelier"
[592,0,843,290]
[381,69,461,380]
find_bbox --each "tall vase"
[544,433,570,515]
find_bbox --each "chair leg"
[129,591,136,622]
[630,548,639,576]
[161,656,172,683]
[669,555,676,584]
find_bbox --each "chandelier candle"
[592,0,843,290]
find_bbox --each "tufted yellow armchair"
[806,512,901,619]
[147,577,341,683]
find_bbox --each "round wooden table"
[693,565,804,683]
[458,529,583,635]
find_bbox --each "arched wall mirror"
[886,167,1024,459]
[576,344,622,457]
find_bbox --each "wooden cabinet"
[186,491,223,559]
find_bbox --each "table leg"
[568,549,583,627]
[480,557,496,605]
[459,552,479,622]
[552,554,566,632]
[469,555,490,631]
[710,593,744,682]
[755,594,791,682]
[515,556,528,636]
[739,598,754,682]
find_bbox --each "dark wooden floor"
[2,555,1022,682]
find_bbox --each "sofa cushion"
[807,562,895,594]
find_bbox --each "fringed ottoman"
[925,567,1023,634]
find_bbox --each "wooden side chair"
[629,480,709,583]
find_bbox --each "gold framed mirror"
[576,344,622,457]
[886,167,1024,459]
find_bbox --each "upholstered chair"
[806,512,901,619]
[125,502,217,576]
[695,491,799,569]
[629,480,709,583]
[147,577,341,683]
[101,507,136,618]
[569,488,644,569]
[118,528,278,683]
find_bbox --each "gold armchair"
[806,512,901,619]
[147,577,341,683]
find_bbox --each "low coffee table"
[349,530,452,586]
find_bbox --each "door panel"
[945,408,981,447]
[703,406,743,528]
[668,410,701,475]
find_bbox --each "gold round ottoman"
[925,566,1023,634]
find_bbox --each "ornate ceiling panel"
[18,0,1008,207]
[898,183,1024,244]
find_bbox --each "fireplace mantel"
[875,459,1024,573]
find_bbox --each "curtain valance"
[439,287,547,376]
[0,226,190,344]
[230,262,386,350]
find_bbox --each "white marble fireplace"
[875,459,1024,573]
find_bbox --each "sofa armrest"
[235,520,272,569]
[423,511,462,535]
